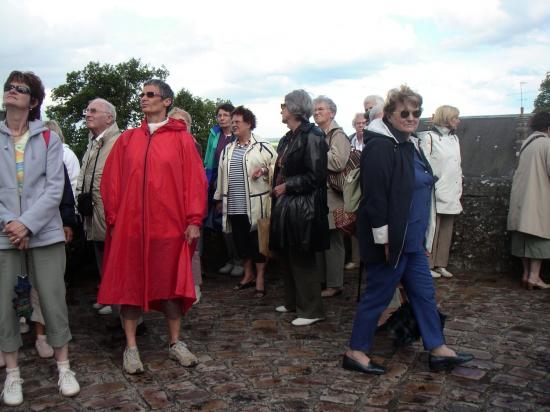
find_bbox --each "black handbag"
[76,192,94,217]
[377,302,447,347]
[77,142,102,217]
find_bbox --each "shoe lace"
[125,348,141,364]
[58,369,76,388]
[2,377,23,396]
[171,341,188,354]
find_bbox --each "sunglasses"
[397,109,422,119]
[139,91,162,99]
[4,84,31,95]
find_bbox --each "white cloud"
[1,0,549,139]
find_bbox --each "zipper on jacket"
[394,199,412,269]
[142,130,154,256]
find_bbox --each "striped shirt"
[227,146,248,215]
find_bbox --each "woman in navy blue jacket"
[343,85,473,375]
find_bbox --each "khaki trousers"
[429,214,455,269]
[0,243,71,352]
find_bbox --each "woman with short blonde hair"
[418,104,462,279]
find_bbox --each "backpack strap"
[42,130,51,148]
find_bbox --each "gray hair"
[90,98,117,122]
[143,79,174,114]
[144,79,174,100]
[313,95,337,116]
[363,94,384,108]
[43,120,64,142]
[284,89,313,120]
[369,103,384,122]
[352,112,365,127]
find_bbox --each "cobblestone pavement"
[4,269,550,411]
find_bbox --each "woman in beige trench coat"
[507,111,550,290]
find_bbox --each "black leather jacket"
[270,121,329,252]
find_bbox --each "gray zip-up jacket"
[0,119,65,249]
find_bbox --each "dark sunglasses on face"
[398,109,423,119]
[4,84,31,95]
[139,91,162,98]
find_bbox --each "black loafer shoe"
[342,355,386,375]
[429,352,474,371]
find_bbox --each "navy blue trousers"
[349,251,445,352]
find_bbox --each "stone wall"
[449,177,515,273]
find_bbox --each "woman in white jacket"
[419,105,462,279]
[214,106,276,297]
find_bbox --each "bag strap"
[519,134,544,156]
[42,130,51,148]
[81,140,103,194]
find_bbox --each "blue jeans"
[349,251,445,352]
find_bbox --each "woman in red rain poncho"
[98,79,207,374]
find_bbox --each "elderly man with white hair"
[77,98,120,316]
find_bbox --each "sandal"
[254,289,266,298]
[233,281,255,291]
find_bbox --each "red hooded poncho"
[97,118,207,314]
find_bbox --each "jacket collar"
[0,119,47,138]
[139,117,187,134]
[432,125,455,137]
[88,122,120,143]
[366,118,420,149]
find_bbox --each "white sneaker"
[0,352,5,368]
[193,285,202,305]
[123,347,144,374]
[291,317,324,326]
[97,305,113,315]
[35,336,54,359]
[275,305,290,313]
[2,372,23,406]
[92,302,104,310]
[436,267,454,278]
[344,262,358,270]
[430,270,442,278]
[169,341,198,367]
[58,369,80,397]
[218,263,233,274]
[19,318,30,334]
[229,265,244,277]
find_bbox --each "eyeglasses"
[4,84,31,95]
[139,91,162,99]
[397,109,423,119]
[280,103,286,110]
[82,108,108,116]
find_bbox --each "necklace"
[236,140,250,149]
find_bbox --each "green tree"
[172,88,231,151]
[533,72,550,112]
[46,58,168,158]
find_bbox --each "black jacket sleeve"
[59,165,77,229]
[362,136,395,230]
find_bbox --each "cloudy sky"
[1,0,549,138]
